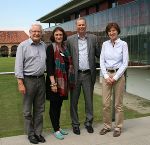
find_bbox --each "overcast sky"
[0,0,70,32]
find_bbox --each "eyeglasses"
[31,31,42,33]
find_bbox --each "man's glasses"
[31,31,42,33]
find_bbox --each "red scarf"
[54,44,75,97]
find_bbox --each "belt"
[78,69,91,73]
[24,74,44,78]
[106,69,118,73]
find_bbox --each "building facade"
[0,31,28,57]
[38,0,150,65]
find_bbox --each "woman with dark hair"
[100,23,129,137]
[46,27,75,140]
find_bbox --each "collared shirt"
[100,38,129,80]
[15,38,46,78]
[78,35,90,70]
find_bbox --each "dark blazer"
[66,33,100,84]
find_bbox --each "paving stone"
[1,117,150,145]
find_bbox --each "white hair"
[29,23,44,34]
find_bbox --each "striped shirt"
[15,38,46,78]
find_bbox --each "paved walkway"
[126,68,150,100]
[1,116,150,145]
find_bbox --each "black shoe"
[73,126,80,135]
[85,126,94,133]
[34,134,46,143]
[28,135,39,144]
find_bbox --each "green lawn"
[0,57,150,138]
[0,57,15,72]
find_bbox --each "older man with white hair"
[15,23,46,144]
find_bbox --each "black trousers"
[49,98,63,132]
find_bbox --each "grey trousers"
[70,72,94,127]
[23,76,45,136]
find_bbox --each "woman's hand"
[110,77,116,84]
[106,77,112,85]
[51,85,57,93]
[106,76,116,85]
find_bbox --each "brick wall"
[80,9,86,17]
[88,6,96,14]
[98,2,109,11]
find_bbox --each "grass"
[0,57,150,138]
[139,100,150,107]
[0,57,15,72]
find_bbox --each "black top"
[46,44,68,101]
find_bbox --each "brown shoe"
[99,128,111,135]
[113,128,121,137]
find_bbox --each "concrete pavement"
[1,116,150,145]
[126,68,150,100]
[94,75,150,114]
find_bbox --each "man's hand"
[17,79,26,95]
[18,83,26,95]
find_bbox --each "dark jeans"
[49,98,63,132]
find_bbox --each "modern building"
[0,31,28,57]
[38,0,150,65]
